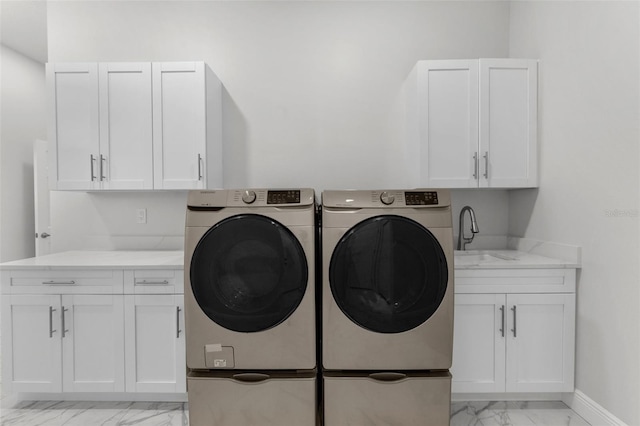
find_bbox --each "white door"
[46,63,100,190]
[152,62,207,189]
[505,293,575,392]
[451,294,506,393]
[34,140,52,256]
[479,59,538,188]
[419,60,479,188]
[1,295,62,393]
[98,63,153,190]
[61,294,125,392]
[124,294,186,393]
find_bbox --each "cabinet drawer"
[3,270,123,294]
[124,270,184,294]
[454,268,576,294]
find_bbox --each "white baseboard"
[563,390,627,426]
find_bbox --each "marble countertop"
[0,250,184,270]
[454,249,580,269]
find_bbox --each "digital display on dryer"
[267,190,301,204]
[405,191,438,205]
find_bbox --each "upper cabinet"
[407,58,538,188]
[46,61,222,191]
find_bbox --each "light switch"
[136,209,147,224]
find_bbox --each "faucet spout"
[457,206,479,250]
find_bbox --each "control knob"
[242,190,257,204]
[380,191,395,205]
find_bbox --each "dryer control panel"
[323,189,450,208]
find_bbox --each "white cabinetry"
[1,260,186,399]
[407,58,537,188]
[1,272,125,393]
[124,269,186,393]
[153,62,222,189]
[452,268,576,394]
[47,61,222,191]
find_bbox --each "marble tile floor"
[0,400,591,425]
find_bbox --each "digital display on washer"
[267,190,301,204]
[405,191,439,205]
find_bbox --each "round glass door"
[329,215,448,333]
[190,214,308,333]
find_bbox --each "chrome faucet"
[457,206,479,250]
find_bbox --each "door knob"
[39,232,51,239]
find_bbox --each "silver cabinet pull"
[49,306,57,338]
[473,152,479,179]
[197,154,203,181]
[176,306,182,338]
[483,151,489,179]
[100,155,106,181]
[511,305,517,337]
[135,280,170,285]
[62,306,69,338]
[499,305,505,337]
[43,280,76,285]
[90,155,97,181]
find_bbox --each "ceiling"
[1,1,48,63]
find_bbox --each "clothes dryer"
[321,189,454,371]
[184,189,316,370]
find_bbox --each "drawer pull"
[136,280,170,285]
[43,280,76,285]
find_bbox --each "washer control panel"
[187,189,314,209]
[266,190,301,204]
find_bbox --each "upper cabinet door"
[98,63,153,190]
[419,60,479,188]
[479,59,538,188]
[47,63,100,190]
[153,62,208,190]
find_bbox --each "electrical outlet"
[136,209,147,224]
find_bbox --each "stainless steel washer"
[184,189,316,370]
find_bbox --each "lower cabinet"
[124,294,186,393]
[1,266,186,398]
[452,292,575,393]
[1,294,125,393]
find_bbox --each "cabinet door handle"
[473,152,479,179]
[62,306,69,338]
[483,151,489,179]
[100,155,106,181]
[499,305,505,337]
[176,306,182,338]
[197,154,203,181]
[90,155,97,181]
[511,305,517,337]
[49,306,57,338]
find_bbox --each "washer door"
[329,215,448,333]
[190,214,308,333]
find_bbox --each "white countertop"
[0,250,184,270]
[454,249,580,269]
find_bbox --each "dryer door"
[329,215,448,333]
[190,214,308,332]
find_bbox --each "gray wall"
[509,2,639,424]
[45,0,512,252]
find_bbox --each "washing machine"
[321,189,454,371]
[184,188,316,371]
